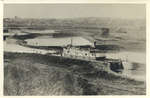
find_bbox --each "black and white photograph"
[3,3,146,95]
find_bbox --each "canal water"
[105,51,146,81]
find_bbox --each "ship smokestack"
[94,41,96,48]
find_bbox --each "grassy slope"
[4,52,146,95]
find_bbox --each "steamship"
[61,38,124,72]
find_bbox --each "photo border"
[0,0,150,97]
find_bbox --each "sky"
[4,4,146,19]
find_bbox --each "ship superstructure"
[62,37,106,61]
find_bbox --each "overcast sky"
[4,4,146,19]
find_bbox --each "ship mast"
[71,37,73,46]
[70,33,73,46]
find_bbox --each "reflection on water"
[106,52,146,81]
[121,61,146,81]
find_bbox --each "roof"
[26,37,94,47]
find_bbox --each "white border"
[0,0,150,98]
[2,0,149,3]
[0,0,3,97]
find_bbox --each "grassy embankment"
[4,52,146,95]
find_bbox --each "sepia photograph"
[3,4,146,95]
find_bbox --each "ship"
[61,37,124,73]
